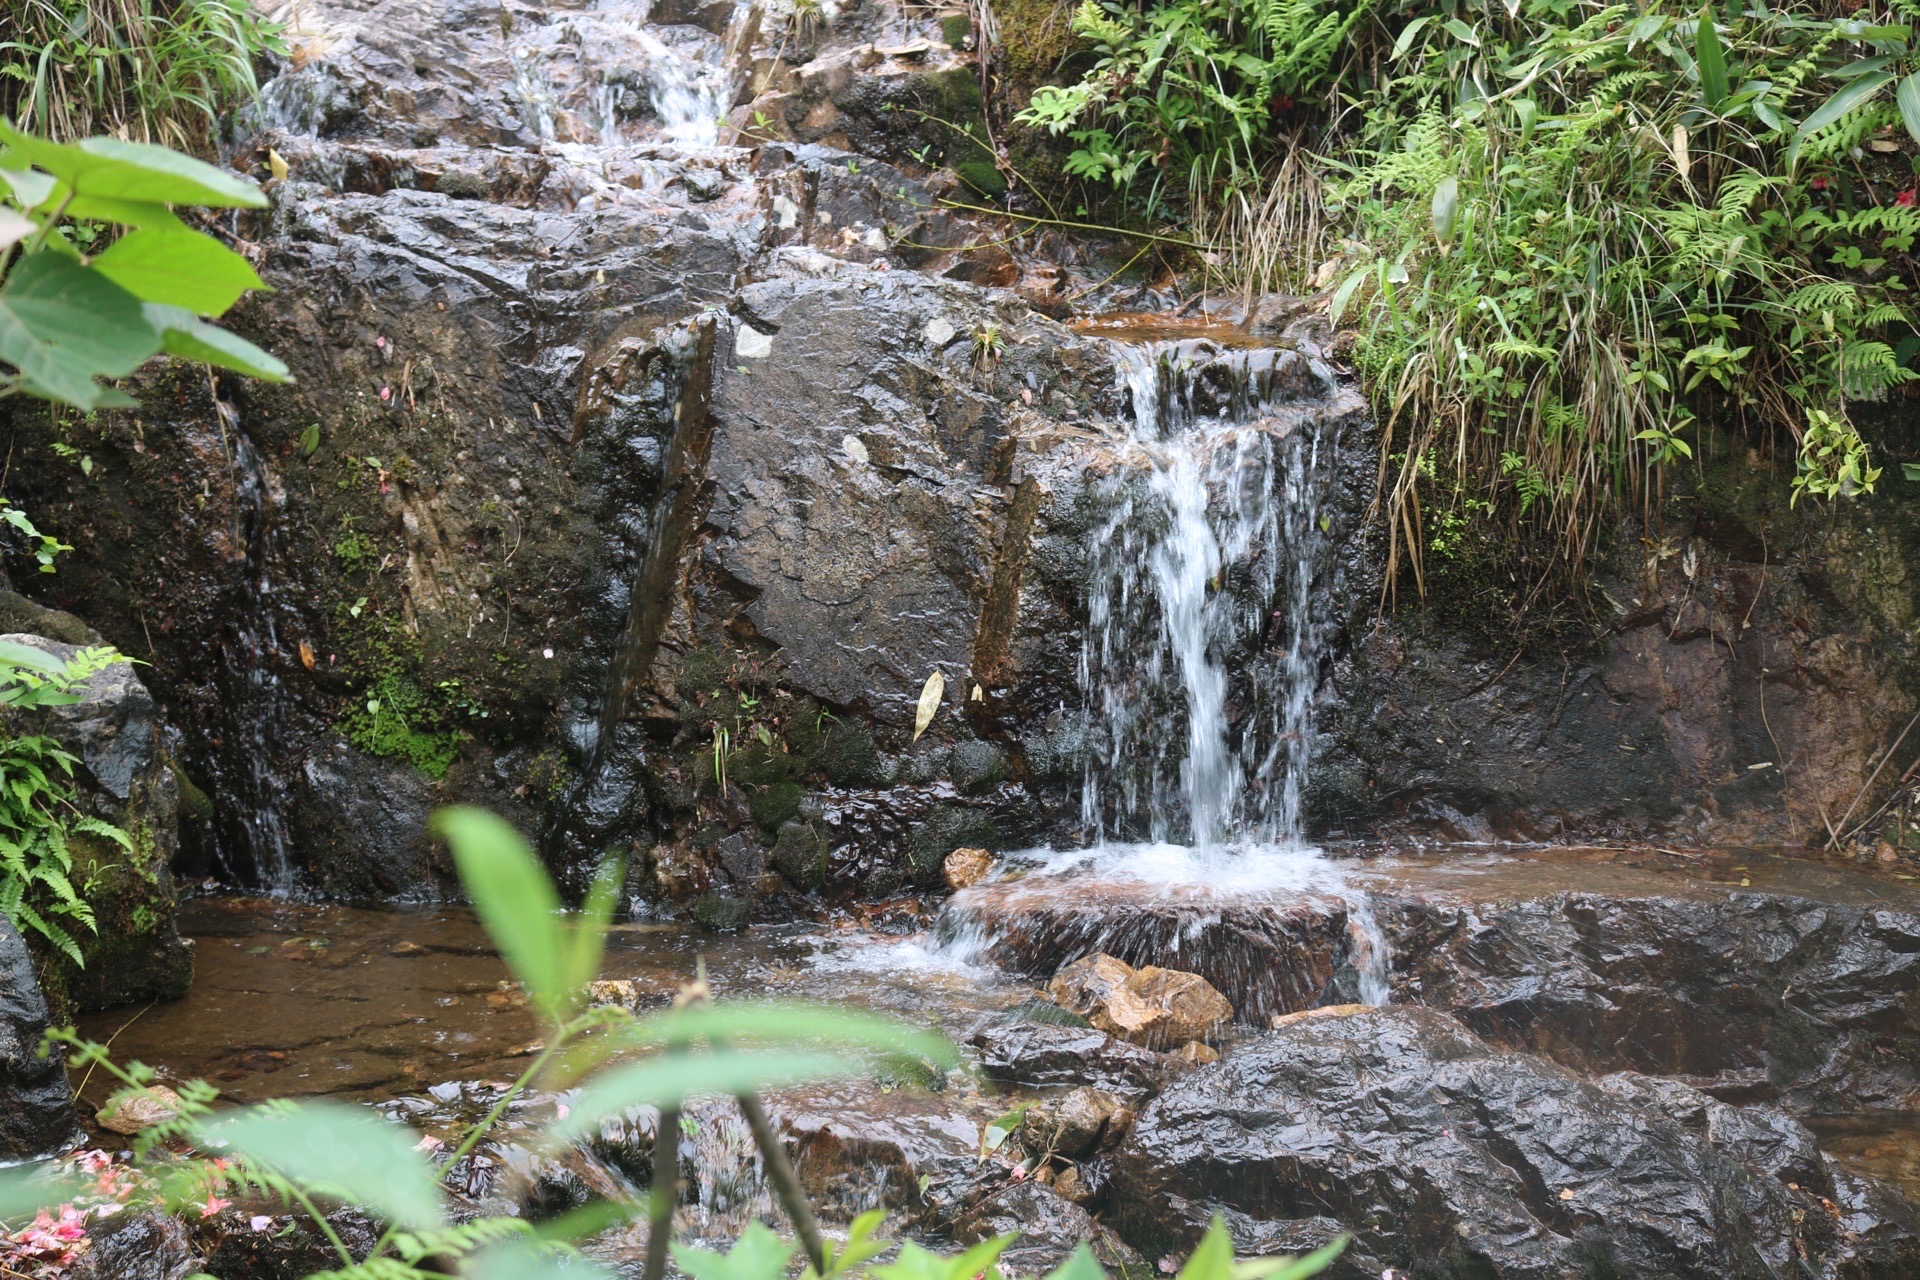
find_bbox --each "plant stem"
[931,198,1214,250]
[642,1101,681,1280]
[286,1185,356,1265]
[736,1089,826,1273]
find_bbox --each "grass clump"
[1,0,285,148]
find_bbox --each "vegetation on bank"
[0,808,1347,1280]
[1,0,284,147]
[1009,0,1920,589]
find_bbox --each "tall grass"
[0,0,283,148]
[1312,1,1920,597]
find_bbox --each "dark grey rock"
[0,913,77,1160]
[971,1020,1164,1101]
[71,1210,198,1280]
[1109,1006,1920,1280]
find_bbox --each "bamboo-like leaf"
[912,670,945,742]
[1791,71,1896,165]
[1695,5,1729,109]
[1431,176,1459,246]
[1897,72,1920,145]
[430,807,568,1022]
[202,1101,447,1230]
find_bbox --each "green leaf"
[673,1222,796,1280]
[0,251,158,408]
[1042,1245,1110,1280]
[0,208,32,251]
[1389,15,1431,59]
[543,1049,858,1147]
[1896,72,1920,146]
[0,165,57,208]
[1441,17,1479,46]
[0,638,67,675]
[1902,461,1920,482]
[829,1208,891,1275]
[1232,1237,1348,1280]
[1431,176,1460,246]
[1177,1217,1236,1280]
[615,1000,960,1070]
[1695,6,1729,109]
[1793,71,1896,153]
[0,125,267,208]
[145,304,291,382]
[468,1238,619,1280]
[91,226,267,316]
[564,853,625,998]
[202,1100,447,1230]
[430,806,568,1021]
[874,1236,1014,1280]
[0,1166,86,1226]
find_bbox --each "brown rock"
[1022,1086,1123,1158]
[390,941,428,956]
[1048,953,1233,1049]
[1171,1040,1220,1066]
[98,1085,181,1136]
[1270,1003,1373,1031]
[1053,1165,1090,1203]
[944,847,992,890]
[588,979,642,1009]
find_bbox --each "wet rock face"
[0,629,193,1011]
[0,913,77,1160]
[1109,1007,1920,1280]
[971,1018,1167,1101]
[1382,888,1920,1113]
[1045,953,1233,1049]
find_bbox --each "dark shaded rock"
[194,1206,378,1280]
[770,820,830,891]
[1382,887,1920,1112]
[0,913,76,1159]
[289,743,443,899]
[953,1179,1143,1275]
[972,1020,1164,1101]
[0,636,192,1011]
[694,891,752,932]
[1109,1006,1920,1280]
[777,1083,980,1218]
[949,739,1008,793]
[1020,1086,1127,1159]
[71,1209,197,1280]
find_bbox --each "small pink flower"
[199,1194,232,1218]
[375,336,388,349]
[250,1214,275,1231]
[379,386,392,401]
[1010,1162,1027,1182]
[1811,176,1829,192]
[1897,189,1917,207]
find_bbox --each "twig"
[931,198,1214,250]
[736,1090,826,1273]
[1832,704,1920,849]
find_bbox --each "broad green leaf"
[0,1166,86,1225]
[673,1221,796,1280]
[0,251,158,407]
[468,1238,619,1280]
[1177,1217,1235,1280]
[616,1000,960,1069]
[0,208,32,251]
[873,1236,1013,1280]
[1897,72,1920,145]
[1042,1245,1110,1280]
[1430,176,1459,246]
[202,1101,446,1230]
[1232,1237,1348,1280]
[912,669,945,742]
[0,638,68,675]
[0,165,57,208]
[0,124,266,208]
[1389,15,1431,59]
[145,304,291,381]
[565,853,625,998]
[62,195,187,228]
[92,226,267,316]
[1695,5,1729,108]
[829,1208,891,1274]
[1328,266,1367,325]
[431,806,567,1021]
[544,1050,856,1147]
[1793,71,1895,151]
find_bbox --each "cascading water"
[933,328,1393,1011]
[1082,338,1334,847]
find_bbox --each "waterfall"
[212,399,297,893]
[1081,338,1337,848]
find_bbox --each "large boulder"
[1108,1006,1920,1280]
[0,913,77,1160]
[0,631,192,1011]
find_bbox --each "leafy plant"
[1016,0,1372,215]
[1311,0,1920,589]
[0,118,289,411]
[340,672,462,780]
[1,805,1347,1280]
[0,0,286,149]
[0,641,133,965]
